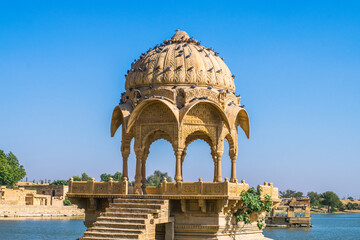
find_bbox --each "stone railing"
[258,182,279,201]
[68,177,128,195]
[152,178,250,198]
[67,177,279,200]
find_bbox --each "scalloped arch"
[126,99,180,134]
[180,100,231,131]
[110,102,133,137]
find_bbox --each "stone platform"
[68,179,279,239]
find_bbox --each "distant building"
[18,182,68,199]
[0,182,68,206]
[0,186,50,206]
[266,197,312,227]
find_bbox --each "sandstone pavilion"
[68,30,280,240]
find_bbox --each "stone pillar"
[180,150,186,177]
[134,149,143,194]
[305,206,311,217]
[230,153,237,183]
[174,149,183,182]
[212,152,217,182]
[141,159,146,189]
[215,151,223,182]
[287,207,294,218]
[68,177,73,193]
[121,149,130,181]
[165,222,174,240]
[142,148,149,192]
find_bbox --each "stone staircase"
[79,197,170,240]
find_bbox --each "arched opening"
[222,138,231,181]
[142,130,175,187]
[182,131,215,182]
[182,140,214,182]
[144,139,175,185]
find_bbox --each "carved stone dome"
[125,31,235,91]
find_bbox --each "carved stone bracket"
[198,199,206,213]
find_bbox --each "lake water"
[263,214,360,240]
[0,214,359,240]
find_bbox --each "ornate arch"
[184,130,215,153]
[126,99,179,133]
[225,105,250,139]
[180,100,231,131]
[224,133,236,153]
[143,129,175,152]
[110,102,133,137]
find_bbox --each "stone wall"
[19,182,68,198]
[0,204,84,218]
[0,186,63,206]
[0,186,36,205]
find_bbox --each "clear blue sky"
[0,1,359,198]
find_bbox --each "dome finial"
[171,30,190,42]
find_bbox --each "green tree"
[100,172,123,182]
[279,189,303,198]
[345,202,359,210]
[50,180,69,185]
[81,172,92,181]
[72,176,82,181]
[112,172,122,181]
[0,150,26,187]
[69,173,92,182]
[146,170,172,187]
[321,191,342,213]
[307,191,322,207]
[100,173,112,182]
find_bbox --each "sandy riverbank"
[0,205,84,218]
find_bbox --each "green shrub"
[234,187,273,230]
[63,197,72,206]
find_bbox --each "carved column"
[215,151,223,182]
[134,149,143,194]
[142,148,150,191]
[121,148,130,181]
[180,149,187,177]
[230,151,237,183]
[212,152,218,182]
[174,149,183,182]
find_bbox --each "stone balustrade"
[68,177,128,195]
[155,177,250,198]
[258,181,280,200]
[68,177,279,201]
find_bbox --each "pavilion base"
[171,199,271,240]
[71,196,272,240]
[68,181,279,240]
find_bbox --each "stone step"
[96,216,146,224]
[88,226,144,234]
[84,231,140,239]
[94,221,146,229]
[102,212,150,219]
[79,197,167,240]
[110,203,163,210]
[114,198,165,204]
[106,207,157,214]
[80,237,138,240]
